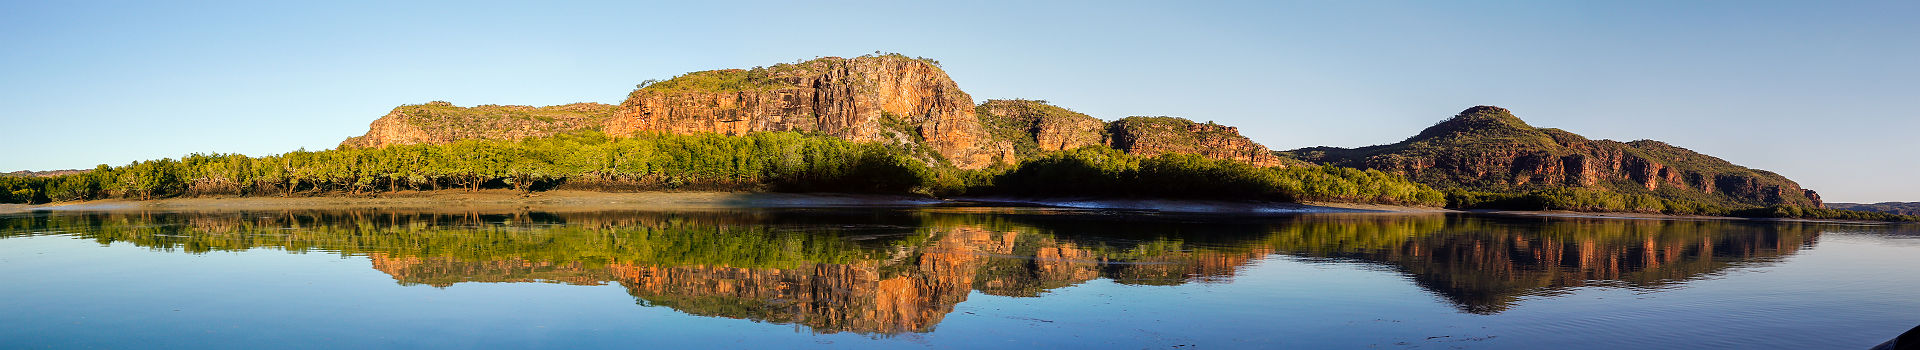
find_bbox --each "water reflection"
[0,209,1863,333]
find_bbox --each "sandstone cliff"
[1288,106,1822,207]
[337,55,1299,169]
[608,55,1011,169]
[1108,116,1290,167]
[340,101,617,149]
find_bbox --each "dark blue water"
[1,209,1915,348]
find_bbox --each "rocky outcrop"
[1108,116,1289,167]
[340,102,616,149]
[975,99,1108,158]
[1289,106,1822,207]
[607,55,1011,169]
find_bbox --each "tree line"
[1445,188,1918,222]
[1,132,928,203]
[0,132,1444,207]
[6,130,1908,221]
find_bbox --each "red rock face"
[607,56,1012,169]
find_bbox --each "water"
[1,208,1916,349]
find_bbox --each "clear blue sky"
[3,1,1915,202]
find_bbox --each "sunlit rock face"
[608,55,1011,169]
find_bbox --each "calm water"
[2,208,1916,349]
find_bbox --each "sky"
[2,1,1915,202]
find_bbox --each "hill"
[340,54,1292,170]
[1287,106,1821,208]
[340,102,617,149]
[1827,202,1920,216]
[2,169,89,177]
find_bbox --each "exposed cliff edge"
[1287,106,1821,207]
[607,55,1010,169]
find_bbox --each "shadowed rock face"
[608,55,1011,169]
[1290,106,1822,207]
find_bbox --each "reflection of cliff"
[0,210,1860,332]
[1253,216,1822,314]
[608,227,1015,333]
[351,224,1276,334]
[369,254,617,287]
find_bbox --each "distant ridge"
[2,169,88,178]
[1827,202,1920,216]
[1287,106,1821,208]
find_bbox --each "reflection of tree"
[0,210,1857,332]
